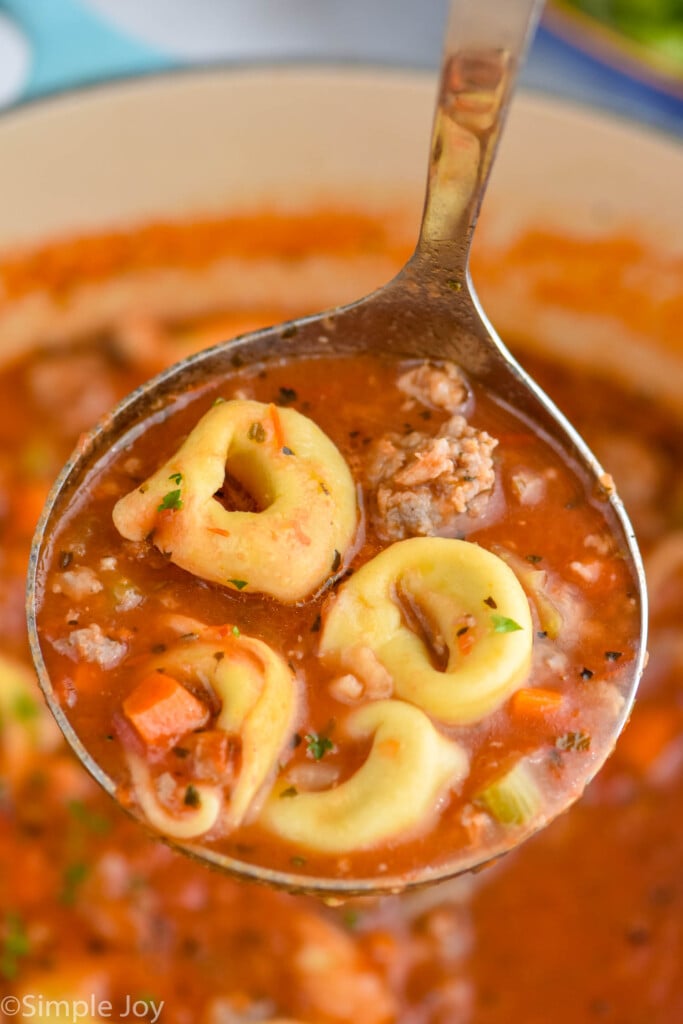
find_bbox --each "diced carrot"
[268,403,285,449]
[510,687,564,716]
[457,630,475,656]
[123,671,209,747]
[617,705,680,775]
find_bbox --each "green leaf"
[491,614,523,633]
[227,579,248,591]
[157,488,182,512]
[306,733,334,761]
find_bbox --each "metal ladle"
[27,0,648,897]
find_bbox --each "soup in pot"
[1,208,681,1021]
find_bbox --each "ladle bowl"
[26,0,648,897]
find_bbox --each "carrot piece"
[123,671,209,747]
[457,630,475,656]
[510,688,564,716]
[268,403,285,449]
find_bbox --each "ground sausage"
[397,362,468,413]
[365,414,498,542]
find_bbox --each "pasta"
[261,699,467,852]
[319,537,533,725]
[113,398,358,602]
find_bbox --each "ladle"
[27,0,648,897]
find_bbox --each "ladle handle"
[417,0,543,280]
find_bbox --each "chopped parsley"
[168,472,183,485]
[231,625,241,637]
[280,786,298,798]
[248,421,266,443]
[491,614,523,633]
[0,912,30,980]
[290,854,307,866]
[157,488,182,512]
[184,785,201,808]
[60,861,89,906]
[227,579,248,591]
[306,733,334,761]
[67,799,111,836]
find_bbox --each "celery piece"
[476,760,542,826]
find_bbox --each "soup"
[33,347,639,885]
[1,208,681,1021]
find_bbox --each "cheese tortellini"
[320,537,533,725]
[113,399,357,602]
[260,700,467,852]
[130,633,300,839]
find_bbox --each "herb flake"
[184,785,201,808]
[0,912,30,980]
[555,731,591,752]
[491,614,523,634]
[157,488,182,512]
[247,421,266,443]
[227,579,248,591]
[306,733,334,761]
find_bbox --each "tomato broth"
[33,348,640,884]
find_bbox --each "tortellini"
[130,633,300,838]
[320,537,533,725]
[113,399,357,602]
[260,700,467,852]
[127,752,223,840]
